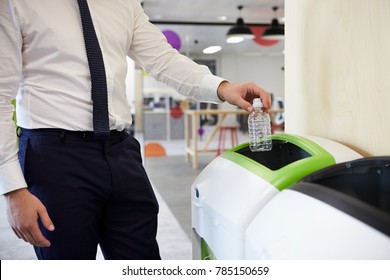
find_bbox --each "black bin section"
[236,140,311,171]
[296,157,390,237]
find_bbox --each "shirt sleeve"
[127,0,225,104]
[0,1,27,195]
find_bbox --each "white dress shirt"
[0,0,224,194]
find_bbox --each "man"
[0,0,271,259]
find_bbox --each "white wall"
[191,45,285,101]
[219,52,285,101]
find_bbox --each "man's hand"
[217,81,272,112]
[5,188,55,247]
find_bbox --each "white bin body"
[245,189,390,259]
[192,157,278,259]
[192,134,363,260]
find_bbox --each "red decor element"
[170,106,183,119]
[250,26,279,46]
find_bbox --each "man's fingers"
[15,221,51,247]
[248,84,271,109]
[18,223,51,247]
[28,228,51,247]
[239,99,253,112]
[239,83,271,110]
[260,90,272,109]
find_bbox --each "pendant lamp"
[262,6,284,40]
[226,5,255,44]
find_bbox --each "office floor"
[0,155,210,260]
[0,129,237,260]
[145,154,214,238]
[0,156,201,260]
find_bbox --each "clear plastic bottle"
[248,98,272,152]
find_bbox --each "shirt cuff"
[0,160,27,195]
[199,74,227,103]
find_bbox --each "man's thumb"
[38,207,55,231]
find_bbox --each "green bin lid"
[220,133,336,191]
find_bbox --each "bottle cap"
[253,98,262,108]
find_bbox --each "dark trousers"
[18,128,160,260]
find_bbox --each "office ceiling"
[139,0,285,57]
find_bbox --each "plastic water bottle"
[248,98,272,152]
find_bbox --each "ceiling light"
[226,5,255,44]
[262,6,284,40]
[203,46,222,54]
[226,36,244,44]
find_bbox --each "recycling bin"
[192,133,362,260]
[245,157,390,259]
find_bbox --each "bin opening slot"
[235,140,311,171]
[311,163,390,214]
